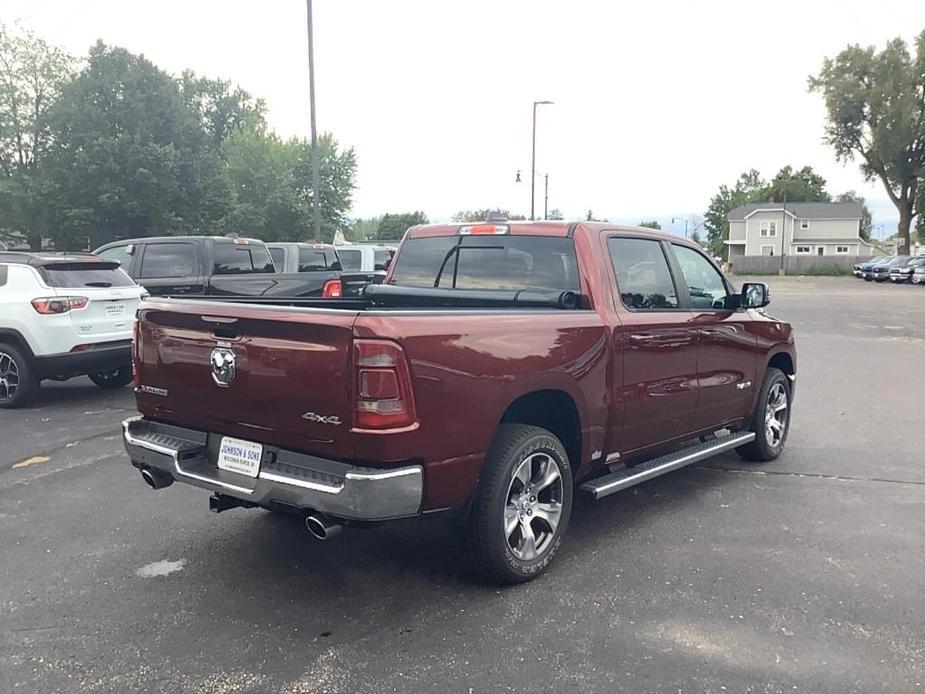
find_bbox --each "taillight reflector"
[322,279,343,298]
[354,340,416,429]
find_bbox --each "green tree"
[766,165,830,202]
[179,71,266,149]
[377,211,428,241]
[348,216,381,242]
[292,133,357,242]
[546,208,564,220]
[451,209,526,222]
[638,220,661,229]
[809,31,925,255]
[0,21,73,249]
[42,42,228,249]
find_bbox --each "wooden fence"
[729,255,863,275]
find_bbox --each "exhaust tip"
[305,513,342,540]
[140,466,173,490]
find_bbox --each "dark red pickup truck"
[123,221,796,583]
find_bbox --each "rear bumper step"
[580,432,755,500]
[122,416,423,521]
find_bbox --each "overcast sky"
[3,1,923,237]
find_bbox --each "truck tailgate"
[134,299,360,457]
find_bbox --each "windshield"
[389,235,580,291]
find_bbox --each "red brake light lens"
[354,340,416,429]
[458,224,509,235]
[322,279,343,298]
[31,296,88,314]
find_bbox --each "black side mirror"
[740,282,770,309]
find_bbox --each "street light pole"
[544,173,549,221]
[671,216,689,238]
[306,0,321,242]
[531,100,553,221]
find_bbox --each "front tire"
[737,367,791,463]
[88,365,133,389]
[0,344,36,409]
[459,424,573,584]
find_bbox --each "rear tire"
[0,344,36,409]
[736,367,791,463]
[88,365,133,389]
[458,424,573,584]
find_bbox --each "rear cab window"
[607,237,679,309]
[389,235,580,291]
[212,242,275,275]
[40,263,136,288]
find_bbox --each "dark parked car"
[94,236,344,298]
[122,221,796,584]
[854,255,890,279]
[889,256,925,283]
[870,255,909,282]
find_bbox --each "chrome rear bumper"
[122,416,423,521]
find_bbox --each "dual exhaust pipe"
[138,466,342,540]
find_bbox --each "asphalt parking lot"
[1,277,923,693]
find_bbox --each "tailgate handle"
[201,315,238,324]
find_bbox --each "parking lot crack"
[698,465,925,488]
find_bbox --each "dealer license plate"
[217,436,263,478]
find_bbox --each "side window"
[671,244,729,309]
[374,249,394,271]
[268,247,284,269]
[0,264,7,288]
[139,243,197,279]
[97,244,134,271]
[607,237,679,309]
[212,243,274,274]
[298,249,329,272]
[338,249,362,271]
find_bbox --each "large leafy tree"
[0,21,73,249]
[292,133,357,243]
[452,209,526,222]
[377,211,428,241]
[809,31,925,254]
[766,165,830,202]
[42,42,229,249]
[179,71,266,149]
[703,169,766,257]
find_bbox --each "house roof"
[727,202,863,221]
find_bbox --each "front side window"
[607,237,679,309]
[212,243,274,274]
[671,244,728,309]
[139,243,197,279]
[390,235,580,292]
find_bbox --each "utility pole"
[544,173,549,220]
[306,0,321,242]
[779,193,787,275]
[530,100,553,220]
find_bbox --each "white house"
[725,202,877,259]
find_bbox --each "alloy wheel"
[504,452,564,560]
[764,382,788,448]
[0,351,20,402]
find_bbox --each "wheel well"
[499,390,582,473]
[768,352,794,377]
[0,330,33,358]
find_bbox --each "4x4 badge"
[211,347,236,386]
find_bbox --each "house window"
[761,245,775,256]
[795,246,811,254]
[836,245,849,254]
[800,220,810,230]
[816,247,825,256]
[759,221,777,237]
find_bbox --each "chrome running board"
[580,432,755,500]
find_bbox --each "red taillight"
[354,340,416,429]
[322,279,342,298]
[458,223,509,235]
[31,296,88,314]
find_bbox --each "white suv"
[0,252,145,408]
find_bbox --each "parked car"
[912,263,925,285]
[266,242,384,296]
[121,221,796,583]
[889,256,925,283]
[0,252,145,408]
[854,255,890,279]
[335,244,395,274]
[870,255,909,282]
[94,236,344,298]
